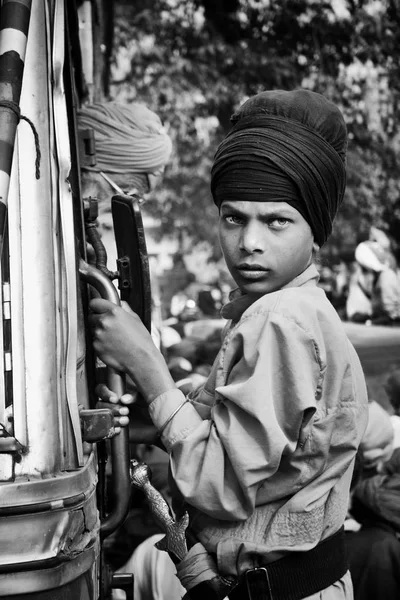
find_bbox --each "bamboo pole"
[0,0,32,254]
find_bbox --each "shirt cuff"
[148,388,203,452]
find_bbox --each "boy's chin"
[239,280,280,297]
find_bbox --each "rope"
[0,100,41,179]
[85,221,118,280]
[0,99,20,119]
[20,115,41,179]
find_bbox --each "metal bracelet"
[158,399,188,435]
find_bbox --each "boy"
[90,90,368,600]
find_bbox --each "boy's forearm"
[125,352,177,405]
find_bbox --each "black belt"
[228,527,347,600]
[184,527,347,600]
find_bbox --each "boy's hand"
[89,299,152,373]
[89,299,176,403]
[95,383,136,435]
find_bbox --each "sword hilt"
[130,458,189,561]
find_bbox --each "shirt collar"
[221,263,320,322]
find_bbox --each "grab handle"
[79,258,130,539]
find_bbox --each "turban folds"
[78,101,172,191]
[211,90,348,247]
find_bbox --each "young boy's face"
[219,200,314,298]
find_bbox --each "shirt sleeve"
[149,310,321,521]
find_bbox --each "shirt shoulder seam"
[220,295,325,397]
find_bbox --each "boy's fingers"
[120,393,136,406]
[89,298,115,314]
[111,416,129,436]
[96,401,130,427]
[95,383,118,403]
[95,385,135,407]
[121,301,135,315]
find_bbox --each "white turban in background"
[78,101,173,191]
[355,241,387,273]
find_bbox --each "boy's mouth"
[236,263,269,279]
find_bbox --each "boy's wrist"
[144,380,178,405]
[125,356,177,405]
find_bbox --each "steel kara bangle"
[158,399,188,436]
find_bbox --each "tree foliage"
[110,0,400,263]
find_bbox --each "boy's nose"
[240,222,265,254]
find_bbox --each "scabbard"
[175,538,237,600]
[129,459,237,598]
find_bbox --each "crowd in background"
[320,227,400,327]
[345,369,400,600]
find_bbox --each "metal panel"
[12,0,61,477]
[7,141,26,451]
[0,545,98,597]
[52,0,83,466]
[0,271,6,435]
[0,450,97,508]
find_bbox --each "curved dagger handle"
[130,459,189,562]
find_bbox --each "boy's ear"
[312,242,320,253]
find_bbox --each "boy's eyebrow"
[220,203,246,215]
[221,203,296,219]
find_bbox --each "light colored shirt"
[149,264,368,578]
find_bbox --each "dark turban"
[210,90,348,247]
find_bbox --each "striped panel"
[0,28,27,57]
[0,0,31,185]
[0,1,31,36]
[0,140,14,173]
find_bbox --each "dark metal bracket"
[116,255,132,292]
[79,408,115,443]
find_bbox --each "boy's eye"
[269,218,290,228]
[224,215,243,225]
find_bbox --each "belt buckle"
[245,567,273,600]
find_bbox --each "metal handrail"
[79,258,131,539]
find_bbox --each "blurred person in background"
[345,401,400,600]
[346,258,372,323]
[78,101,175,587]
[331,261,350,320]
[78,101,172,205]
[347,239,400,325]
[318,264,335,304]
[369,227,398,271]
[358,397,395,475]
[385,369,400,450]
[78,100,173,352]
